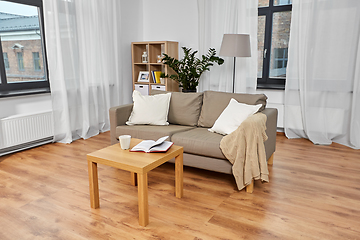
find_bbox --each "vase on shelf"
[142,51,148,63]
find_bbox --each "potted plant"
[162,47,224,92]
[159,72,166,84]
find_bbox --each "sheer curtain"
[285,0,360,149]
[197,0,258,93]
[44,0,125,143]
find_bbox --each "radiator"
[0,111,54,150]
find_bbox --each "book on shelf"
[154,71,161,84]
[151,71,156,83]
[130,136,173,153]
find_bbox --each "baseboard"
[0,137,53,157]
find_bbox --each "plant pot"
[182,89,197,93]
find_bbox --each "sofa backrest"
[168,91,203,126]
[151,90,204,126]
[197,91,268,128]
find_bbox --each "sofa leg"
[267,153,274,165]
[246,180,254,193]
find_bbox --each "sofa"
[109,90,278,191]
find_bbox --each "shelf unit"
[131,41,179,95]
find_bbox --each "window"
[17,52,24,71]
[271,48,288,77]
[0,0,49,96]
[33,52,41,71]
[274,0,292,6]
[257,0,292,89]
[3,53,9,69]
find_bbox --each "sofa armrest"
[109,104,133,144]
[261,108,278,161]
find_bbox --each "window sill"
[0,87,51,98]
[257,84,285,90]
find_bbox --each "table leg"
[131,172,137,186]
[88,160,99,208]
[175,153,183,198]
[137,173,149,227]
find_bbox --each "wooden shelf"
[131,41,179,95]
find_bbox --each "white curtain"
[197,0,258,93]
[44,0,125,143]
[285,0,360,149]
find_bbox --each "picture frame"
[137,71,150,82]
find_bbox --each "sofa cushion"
[171,127,226,160]
[151,90,203,126]
[197,91,268,128]
[116,124,195,141]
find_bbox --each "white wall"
[143,0,199,53]
[120,0,143,104]
[0,93,52,119]
[142,0,285,128]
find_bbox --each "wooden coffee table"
[86,138,184,227]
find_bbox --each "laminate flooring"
[0,132,359,239]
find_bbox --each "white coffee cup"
[119,135,131,150]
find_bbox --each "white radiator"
[0,111,54,149]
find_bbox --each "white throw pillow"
[126,90,172,125]
[209,98,262,135]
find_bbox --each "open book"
[130,136,173,153]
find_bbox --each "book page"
[150,136,169,148]
[149,141,173,152]
[131,140,155,152]
[130,136,169,152]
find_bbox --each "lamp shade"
[219,34,251,57]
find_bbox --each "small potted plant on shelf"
[162,47,224,92]
[160,72,166,84]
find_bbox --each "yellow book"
[154,71,161,84]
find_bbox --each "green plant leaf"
[162,47,224,90]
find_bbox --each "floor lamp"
[219,34,251,93]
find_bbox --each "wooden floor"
[0,132,359,240]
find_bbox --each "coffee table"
[87,138,183,226]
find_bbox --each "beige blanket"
[220,113,269,190]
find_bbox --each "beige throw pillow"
[151,90,204,126]
[168,92,203,126]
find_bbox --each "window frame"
[0,0,50,97]
[257,0,292,90]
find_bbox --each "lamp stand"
[232,57,236,93]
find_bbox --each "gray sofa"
[110,90,278,190]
